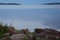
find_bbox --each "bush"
[0,32,4,38]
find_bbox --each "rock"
[10,34,25,40]
[0,37,8,40]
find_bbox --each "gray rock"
[10,34,25,40]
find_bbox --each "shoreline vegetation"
[43,3,60,5]
[0,3,20,5]
[0,23,60,40]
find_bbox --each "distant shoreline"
[0,3,20,5]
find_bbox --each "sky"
[0,0,60,5]
[0,0,60,32]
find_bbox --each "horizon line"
[0,5,60,9]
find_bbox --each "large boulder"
[10,34,26,40]
[0,37,8,40]
[35,28,44,33]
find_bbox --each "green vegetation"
[0,23,10,38]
